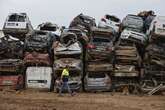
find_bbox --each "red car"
[0,59,24,90]
[24,52,51,66]
[0,74,23,90]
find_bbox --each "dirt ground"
[0,90,165,110]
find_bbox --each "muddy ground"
[0,90,165,110]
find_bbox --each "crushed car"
[141,37,165,93]
[0,35,24,59]
[26,66,54,91]
[24,30,55,66]
[84,27,115,92]
[3,13,33,40]
[69,13,96,36]
[147,16,165,41]
[98,14,121,33]
[113,37,142,93]
[37,22,61,36]
[0,59,24,90]
[53,32,83,92]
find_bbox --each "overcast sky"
[0,0,164,29]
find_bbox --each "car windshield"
[106,15,120,22]
[8,14,25,22]
[40,27,57,31]
[88,73,106,78]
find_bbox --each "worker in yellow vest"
[59,65,74,96]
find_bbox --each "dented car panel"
[26,67,53,90]
[87,62,113,72]
[0,59,23,72]
[54,58,82,71]
[0,35,24,59]
[86,27,115,61]
[115,46,140,64]
[0,59,23,90]
[0,75,23,90]
[24,52,51,66]
[114,65,139,77]
[120,28,147,44]
[54,42,82,55]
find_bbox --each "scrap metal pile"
[0,35,24,90]
[0,11,165,95]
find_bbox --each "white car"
[98,15,121,33]
[84,72,111,92]
[26,67,54,91]
[147,16,165,39]
[120,28,147,44]
[3,13,33,40]
[122,14,144,31]
[37,22,61,36]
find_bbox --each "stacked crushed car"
[141,16,165,92]
[112,14,147,93]
[0,11,165,95]
[0,34,24,90]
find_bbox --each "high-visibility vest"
[62,69,69,76]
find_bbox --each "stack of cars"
[53,31,83,92]
[1,11,165,95]
[141,16,165,92]
[84,27,116,92]
[113,14,148,93]
[0,34,24,90]
[24,30,55,91]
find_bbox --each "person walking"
[59,65,74,96]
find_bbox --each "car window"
[18,15,25,22]
[8,15,17,22]
[8,15,25,22]
[93,36,110,43]
[88,73,106,78]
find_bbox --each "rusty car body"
[0,35,24,59]
[0,59,24,90]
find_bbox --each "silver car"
[84,72,111,92]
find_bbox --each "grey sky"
[0,0,164,29]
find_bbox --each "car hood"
[120,29,147,44]
[54,42,82,55]
[54,58,81,70]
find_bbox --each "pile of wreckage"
[24,28,58,91]
[53,31,83,92]
[113,14,147,93]
[0,11,165,95]
[141,16,165,94]
[84,27,115,92]
[0,32,24,90]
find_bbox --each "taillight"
[101,18,106,22]
[86,44,96,49]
